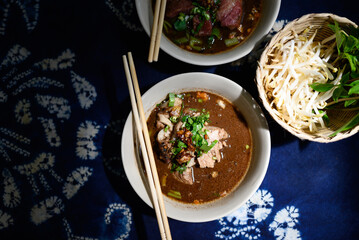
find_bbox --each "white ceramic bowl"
[135,0,281,65]
[121,72,271,222]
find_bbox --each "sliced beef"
[193,15,213,37]
[216,0,243,29]
[197,126,228,168]
[172,167,194,185]
[166,0,194,18]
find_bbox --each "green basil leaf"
[348,82,359,95]
[309,83,335,92]
[343,35,358,53]
[343,53,358,72]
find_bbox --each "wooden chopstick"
[123,52,172,240]
[148,0,167,62]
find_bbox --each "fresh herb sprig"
[309,21,359,136]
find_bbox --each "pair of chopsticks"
[123,52,172,240]
[148,0,167,62]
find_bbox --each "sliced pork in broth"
[147,91,252,204]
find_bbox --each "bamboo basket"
[256,13,359,142]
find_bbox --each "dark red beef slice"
[216,0,243,29]
[193,15,213,36]
[165,0,194,18]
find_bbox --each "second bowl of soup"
[135,0,280,65]
[121,72,271,222]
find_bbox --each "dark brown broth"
[147,91,252,204]
[159,0,262,54]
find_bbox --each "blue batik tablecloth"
[0,0,358,239]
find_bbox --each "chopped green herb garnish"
[164,125,169,132]
[177,140,187,149]
[167,190,182,199]
[200,140,218,153]
[170,161,187,174]
[170,116,178,123]
[168,93,176,107]
[174,13,187,31]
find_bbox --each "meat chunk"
[197,126,228,168]
[197,149,217,168]
[156,113,173,130]
[157,138,173,163]
[176,149,195,164]
[156,114,174,163]
[193,15,213,37]
[172,167,194,185]
[166,0,194,18]
[216,0,243,29]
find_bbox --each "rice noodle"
[260,29,341,131]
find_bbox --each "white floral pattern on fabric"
[30,196,64,225]
[0,44,119,236]
[269,206,301,240]
[105,0,143,31]
[38,117,61,147]
[0,127,31,161]
[62,203,132,240]
[35,94,71,119]
[0,0,40,35]
[0,209,14,230]
[215,189,302,240]
[104,203,132,240]
[215,189,274,239]
[0,45,30,69]
[63,167,93,200]
[71,71,97,110]
[2,168,21,208]
[34,49,76,71]
[14,98,32,124]
[76,121,100,160]
[63,217,98,240]
[12,77,64,96]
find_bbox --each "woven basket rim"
[256,13,359,143]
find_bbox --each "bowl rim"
[134,0,281,66]
[121,72,271,222]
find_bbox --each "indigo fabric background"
[0,0,358,239]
